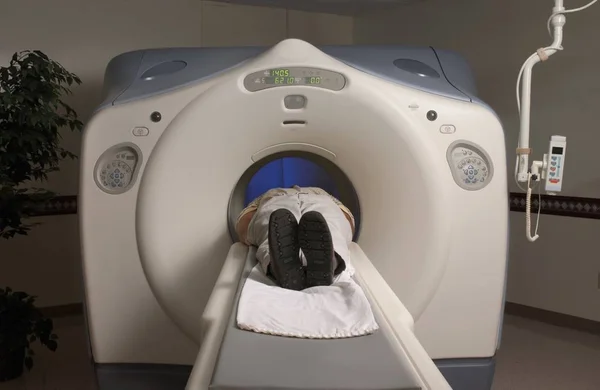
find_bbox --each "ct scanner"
[80,39,508,390]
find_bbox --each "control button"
[133,127,149,137]
[550,172,556,177]
[284,95,307,110]
[468,151,473,155]
[440,125,456,134]
[550,167,556,172]
[551,161,557,166]
[426,110,438,121]
[550,179,560,183]
[463,150,468,155]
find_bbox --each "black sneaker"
[268,209,305,291]
[299,211,335,287]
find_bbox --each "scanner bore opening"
[228,151,361,243]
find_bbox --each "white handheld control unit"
[544,135,566,193]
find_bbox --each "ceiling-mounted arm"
[516,0,598,242]
[516,0,565,182]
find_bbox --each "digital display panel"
[262,69,323,85]
[263,76,323,85]
[552,147,564,155]
[244,67,346,92]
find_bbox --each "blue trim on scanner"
[97,46,266,111]
[322,45,471,102]
[97,45,486,112]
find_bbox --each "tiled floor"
[1,314,600,389]
[492,315,600,389]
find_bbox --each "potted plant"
[0,288,58,381]
[0,50,83,380]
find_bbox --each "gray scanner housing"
[98,45,487,112]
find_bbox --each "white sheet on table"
[237,264,379,339]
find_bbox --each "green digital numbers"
[267,70,324,86]
[271,69,290,77]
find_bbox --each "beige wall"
[355,0,600,321]
[0,0,353,307]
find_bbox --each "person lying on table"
[236,186,355,291]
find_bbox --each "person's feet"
[268,209,305,291]
[299,211,335,287]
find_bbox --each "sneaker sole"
[268,209,305,291]
[299,211,334,287]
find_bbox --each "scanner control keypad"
[94,145,141,194]
[100,160,133,189]
[447,142,493,191]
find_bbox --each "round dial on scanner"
[447,141,494,191]
[94,144,142,194]
[99,160,133,189]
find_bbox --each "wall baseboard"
[505,302,600,335]
[40,303,83,319]
[28,195,78,216]
[40,301,600,335]
[509,193,600,220]
[30,193,600,220]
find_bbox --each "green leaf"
[0,50,82,238]
[45,339,58,352]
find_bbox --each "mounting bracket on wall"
[211,0,423,15]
